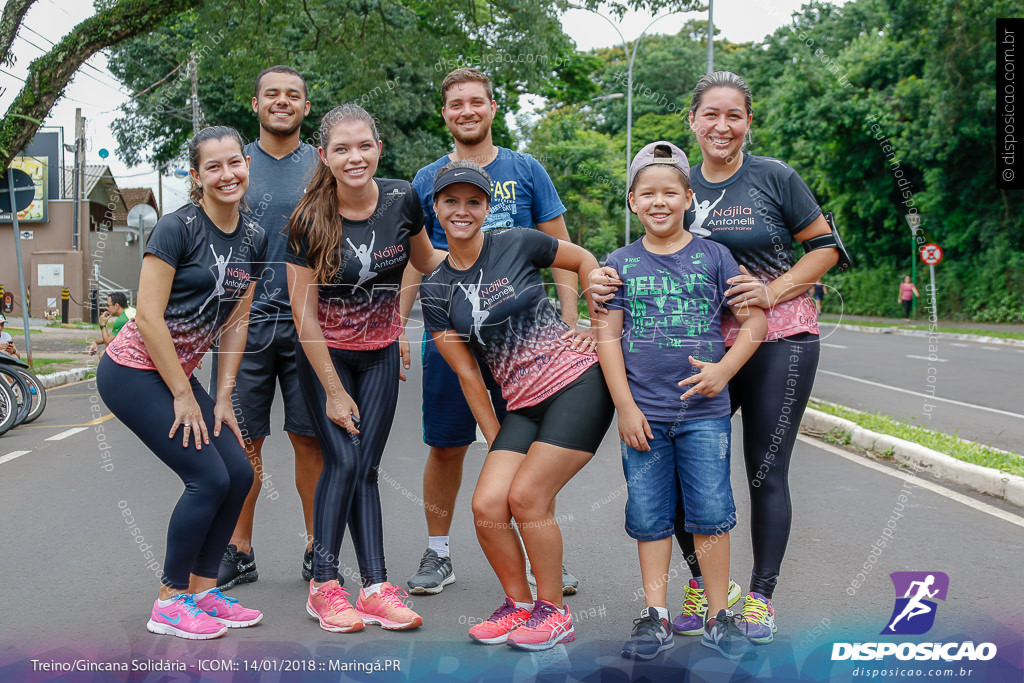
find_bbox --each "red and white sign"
[920,243,943,265]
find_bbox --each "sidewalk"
[824,313,1024,334]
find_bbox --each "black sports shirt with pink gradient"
[420,228,597,411]
[105,203,267,376]
[684,154,822,344]
[285,178,423,350]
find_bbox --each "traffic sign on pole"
[3,169,36,365]
[920,243,943,266]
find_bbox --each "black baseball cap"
[628,141,690,188]
[432,165,492,201]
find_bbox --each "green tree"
[0,0,204,167]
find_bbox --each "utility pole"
[72,108,84,251]
[190,52,200,134]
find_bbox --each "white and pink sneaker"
[196,587,263,628]
[147,593,227,640]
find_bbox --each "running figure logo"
[881,571,949,635]
[201,245,233,313]
[690,189,726,237]
[457,271,488,345]
[346,231,377,286]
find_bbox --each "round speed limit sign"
[920,243,943,265]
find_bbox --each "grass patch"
[46,320,100,330]
[808,399,1024,477]
[27,358,78,375]
[3,327,42,334]
[818,317,1024,341]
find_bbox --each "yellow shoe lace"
[680,583,707,616]
[742,595,770,624]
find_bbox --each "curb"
[801,408,1024,507]
[38,367,93,389]
[819,322,1024,347]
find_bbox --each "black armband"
[802,212,852,272]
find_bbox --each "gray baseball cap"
[628,141,690,188]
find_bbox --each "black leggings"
[674,333,820,599]
[902,299,912,318]
[296,343,400,586]
[97,355,253,590]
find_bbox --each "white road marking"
[45,427,88,441]
[821,343,848,349]
[818,370,1024,420]
[905,354,948,362]
[982,346,1000,351]
[799,435,1024,530]
[951,343,969,348]
[0,450,32,466]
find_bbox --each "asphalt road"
[813,324,1024,454]
[0,346,1022,682]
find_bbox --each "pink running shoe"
[506,599,575,651]
[196,588,263,628]
[356,582,423,630]
[307,580,365,633]
[147,594,227,640]
[469,597,532,644]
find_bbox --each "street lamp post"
[568,5,693,245]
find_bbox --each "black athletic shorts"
[490,364,614,455]
[210,318,315,439]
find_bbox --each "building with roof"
[2,131,154,320]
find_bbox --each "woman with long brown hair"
[285,104,444,633]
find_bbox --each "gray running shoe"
[527,565,580,595]
[407,548,455,595]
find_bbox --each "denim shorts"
[621,416,736,540]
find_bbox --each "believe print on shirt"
[412,147,566,249]
[244,140,318,322]
[606,236,741,422]
[420,228,596,411]
[106,203,267,376]
[285,177,423,350]
[685,154,821,344]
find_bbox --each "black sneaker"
[621,607,674,659]
[701,609,754,660]
[407,548,455,594]
[216,544,257,590]
[303,547,345,585]
[302,548,314,582]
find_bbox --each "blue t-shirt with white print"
[411,147,566,249]
[605,235,741,423]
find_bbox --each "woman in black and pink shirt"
[420,161,613,652]
[285,104,445,634]
[99,126,267,640]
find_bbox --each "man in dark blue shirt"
[212,66,325,590]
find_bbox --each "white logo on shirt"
[457,271,489,345]
[201,245,233,313]
[346,231,377,286]
[690,189,726,236]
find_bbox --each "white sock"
[157,594,188,607]
[515,600,534,611]
[193,588,213,600]
[363,582,384,596]
[428,536,450,558]
[649,606,670,622]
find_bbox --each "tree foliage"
[528,0,1024,322]
[0,0,205,167]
